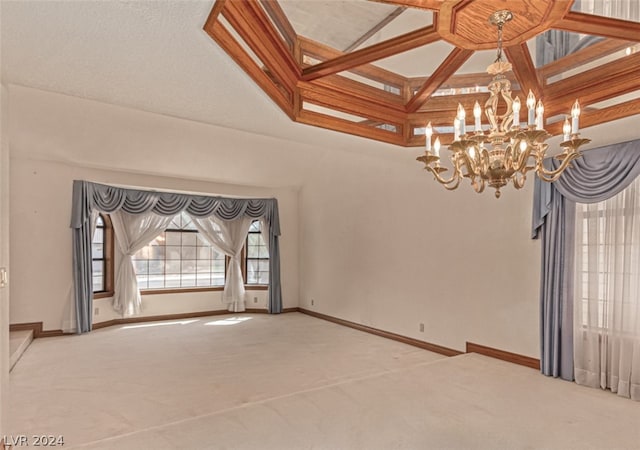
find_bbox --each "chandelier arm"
[424,165,462,189]
[536,153,580,183]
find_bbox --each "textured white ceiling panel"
[0,0,635,153]
[1,0,394,153]
[279,0,399,51]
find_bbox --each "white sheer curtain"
[110,210,174,316]
[190,215,253,312]
[574,177,640,401]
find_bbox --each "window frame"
[137,215,228,295]
[243,220,269,290]
[93,214,115,299]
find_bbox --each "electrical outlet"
[419,323,424,332]
[94,307,100,316]
[253,296,258,304]
[311,299,315,306]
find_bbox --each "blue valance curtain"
[71,180,283,333]
[532,140,640,379]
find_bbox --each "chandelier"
[417,10,590,198]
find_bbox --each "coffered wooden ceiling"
[204,0,640,147]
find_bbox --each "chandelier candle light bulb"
[457,103,466,135]
[563,118,571,141]
[572,100,581,134]
[526,90,536,126]
[535,100,544,130]
[473,101,482,132]
[512,97,521,128]
[416,9,590,198]
[425,122,433,151]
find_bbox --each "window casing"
[244,220,269,287]
[92,214,114,298]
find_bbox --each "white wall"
[299,144,542,357]
[8,83,543,359]
[8,86,300,332]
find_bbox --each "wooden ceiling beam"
[406,48,473,113]
[540,38,632,80]
[545,98,640,137]
[222,0,300,91]
[504,43,543,99]
[298,82,407,123]
[553,11,640,41]
[301,26,440,81]
[205,20,294,119]
[545,52,640,108]
[298,36,407,89]
[310,76,406,109]
[296,110,405,146]
[258,0,297,49]
[204,0,227,26]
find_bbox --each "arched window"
[244,220,269,286]
[92,214,114,298]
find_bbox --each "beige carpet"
[8,313,640,449]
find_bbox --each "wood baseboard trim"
[10,322,43,338]
[298,308,462,357]
[466,342,540,370]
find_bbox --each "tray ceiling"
[205,0,640,147]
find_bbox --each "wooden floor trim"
[298,308,462,357]
[466,342,540,370]
[9,322,44,338]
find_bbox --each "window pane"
[197,246,211,260]
[92,260,104,276]
[166,275,181,288]
[249,221,260,232]
[166,246,181,260]
[182,233,196,246]
[181,274,197,287]
[148,275,165,289]
[247,234,261,246]
[181,246,197,260]
[197,276,212,286]
[93,277,103,292]
[166,232,181,246]
[92,228,103,243]
[258,245,269,258]
[136,275,149,289]
[197,260,211,273]
[182,260,196,274]
[257,272,269,285]
[92,243,104,258]
[149,260,164,275]
[166,260,181,274]
[133,260,148,275]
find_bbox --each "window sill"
[141,285,268,295]
[93,291,114,300]
[141,287,224,296]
